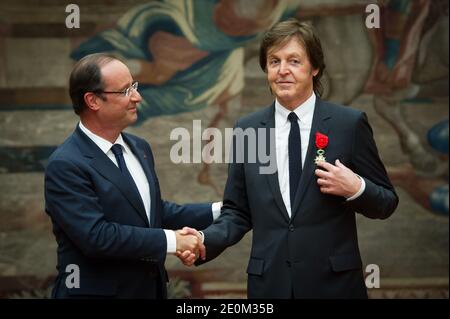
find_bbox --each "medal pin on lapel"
[314,132,328,164]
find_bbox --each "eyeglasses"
[99,81,139,97]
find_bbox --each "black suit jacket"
[45,125,212,298]
[200,98,398,298]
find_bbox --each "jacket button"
[288,224,294,232]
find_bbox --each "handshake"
[175,227,205,266]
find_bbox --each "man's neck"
[278,91,314,111]
[80,117,121,144]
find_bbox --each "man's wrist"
[212,201,223,220]
[346,175,366,201]
[164,229,177,253]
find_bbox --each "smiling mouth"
[276,82,294,88]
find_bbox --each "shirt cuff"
[346,175,366,201]
[212,201,223,220]
[164,229,177,253]
[198,231,205,244]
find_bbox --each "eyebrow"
[122,81,133,90]
[268,53,302,59]
[115,81,132,91]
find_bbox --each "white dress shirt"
[79,122,221,253]
[274,93,365,218]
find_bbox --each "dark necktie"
[288,112,302,210]
[110,144,141,196]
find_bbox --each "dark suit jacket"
[200,98,399,298]
[45,125,212,299]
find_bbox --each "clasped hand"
[175,227,205,266]
[315,159,361,197]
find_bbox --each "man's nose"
[278,61,289,75]
[130,90,142,102]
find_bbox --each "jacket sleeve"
[161,201,213,230]
[345,112,399,219]
[198,121,253,264]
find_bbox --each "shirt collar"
[78,121,129,154]
[275,92,316,125]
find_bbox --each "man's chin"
[276,92,295,101]
[128,113,138,124]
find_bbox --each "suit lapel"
[122,134,158,227]
[261,104,291,223]
[291,98,331,219]
[74,126,150,227]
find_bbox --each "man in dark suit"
[44,53,220,298]
[182,19,399,298]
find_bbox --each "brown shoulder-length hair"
[259,18,326,97]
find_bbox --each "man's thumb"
[182,226,195,234]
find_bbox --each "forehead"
[100,60,131,86]
[267,37,306,57]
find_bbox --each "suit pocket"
[329,253,362,272]
[66,276,118,297]
[246,258,264,276]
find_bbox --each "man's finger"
[317,178,330,186]
[320,186,330,193]
[178,250,191,259]
[335,159,345,167]
[315,169,334,181]
[182,227,198,236]
[199,243,206,260]
[178,229,187,235]
[315,168,332,178]
[183,254,196,266]
[183,254,196,265]
[315,160,335,171]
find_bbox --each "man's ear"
[84,92,102,111]
[312,68,319,77]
